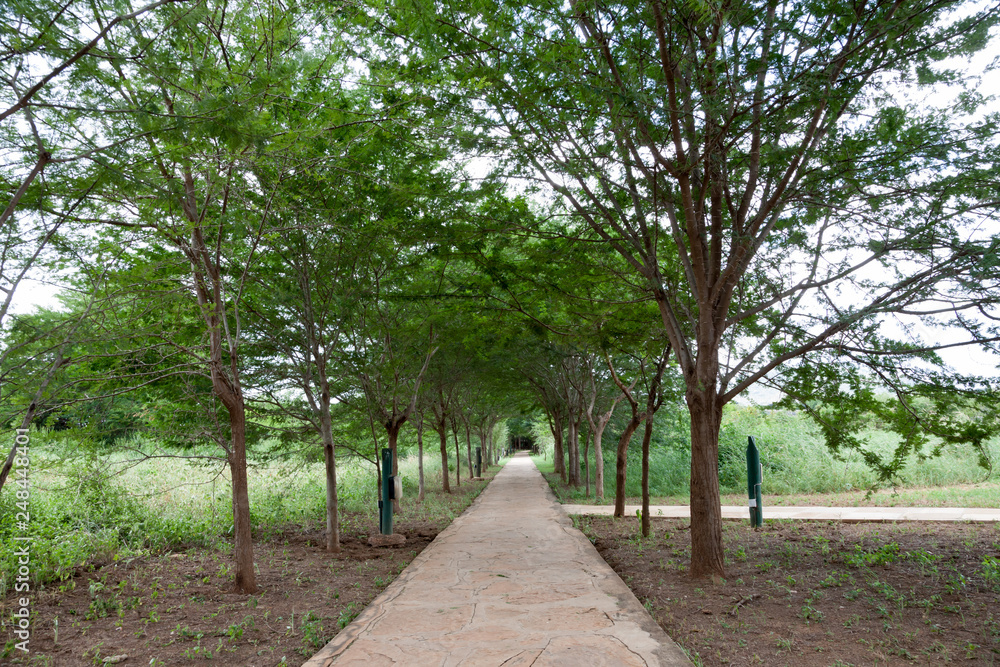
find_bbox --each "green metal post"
[380,447,393,535]
[746,436,763,528]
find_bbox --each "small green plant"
[844,542,902,567]
[799,604,825,623]
[868,580,906,608]
[183,644,214,660]
[225,621,244,641]
[84,641,105,666]
[300,611,327,653]
[337,602,361,629]
[944,572,968,594]
[908,548,942,566]
[979,556,1000,591]
[85,596,121,620]
[175,624,204,640]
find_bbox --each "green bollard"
[380,448,394,536]
[746,436,763,528]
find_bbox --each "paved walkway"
[304,453,692,666]
[564,504,1000,522]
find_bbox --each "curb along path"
[563,504,1000,523]
[304,453,692,666]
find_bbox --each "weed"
[175,624,205,640]
[337,602,361,629]
[225,615,255,642]
[945,572,968,594]
[979,556,1000,591]
[799,604,825,623]
[85,595,121,620]
[868,580,906,608]
[300,611,327,654]
[755,560,776,573]
[843,588,862,601]
[844,542,902,567]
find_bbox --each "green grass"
[533,404,1000,508]
[0,428,491,597]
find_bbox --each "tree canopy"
[2,0,999,582]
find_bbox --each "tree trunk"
[566,413,579,487]
[614,416,643,518]
[226,401,258,593]
[640,411,655,538]
[438,424,451,493]
[189,219,257,594]
[489,419,499,465]
[452,419,461,488]
[687,386,725,579]
[551,410,565,481]
[486,422,494,466]
[583,423,591,498]
[387,421,403,512]
[203,315,257,594]
[323,441,340,552]
[416,419,425,502]
[592,425,605,502]
[319,397,340,552]
[464,418,473,478]
[585,405,618,505]
[640,349,669,538]
[477,427,488,472]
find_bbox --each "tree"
[397,0,1000,578]
[0,0,196,493]
[578,353,627,501]
[49,0,359,592]
[241,79,450,548]
[351,283,438,508]
[401,0,1000,576]
[243,223,365,553]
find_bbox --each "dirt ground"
[6,468,1000,666]
[0,480,489,666]
[580,515,1000,666]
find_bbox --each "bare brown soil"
[579,514,1000,666]
[0,476,491,666]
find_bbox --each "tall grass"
[535,405,1000,503]
[0,428,479,596]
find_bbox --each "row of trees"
[3,0,1000,588]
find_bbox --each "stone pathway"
[304,453,692,666]
[563,504,1000,523]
